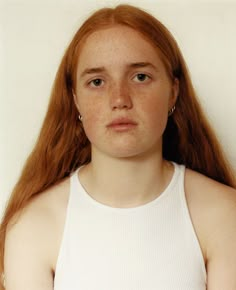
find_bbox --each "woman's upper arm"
[206,186,236,290]
[4,200,55,290]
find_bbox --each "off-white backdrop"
[1,0,236,217]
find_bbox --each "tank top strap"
[176,163,207,281]
[174,162,186,190]
[70,168,80,195]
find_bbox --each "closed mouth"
[107,117,137,131]
[107,117,137,127]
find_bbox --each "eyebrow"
[129,62,158,71]
[80,67,106,78]
[80,62,158,78]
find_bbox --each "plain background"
[0,0,236,217]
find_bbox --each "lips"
[107,117,137,131]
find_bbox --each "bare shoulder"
[185,168,236,218]
[4,177,70,289]
[7,176,70,240]
[184,168,236,288]
[185,168,236,210]
[184,168,236,241]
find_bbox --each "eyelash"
[87,73,151,88]
[133,73,151,82]
[88,79,104,87]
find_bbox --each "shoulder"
[7,176,70,235]
[184,167,236,206]
[4,176,70,286]
[184,167,236,269]
[184,168,236,214]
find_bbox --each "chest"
[53,200,207,290]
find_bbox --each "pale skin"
[4,25,236,290]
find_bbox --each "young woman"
[1,4,236,290]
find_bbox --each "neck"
[79,149,174,208]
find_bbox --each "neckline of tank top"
[72,162,183,213]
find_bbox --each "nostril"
[110,93,133,110]
[112,102,132,110]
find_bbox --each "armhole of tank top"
[53,169,78,288]
[178,165,207,283]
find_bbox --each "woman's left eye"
[88,78,104,87]
[133,73,150,82]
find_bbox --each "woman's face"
[75,25,178,159]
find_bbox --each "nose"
[109,81,133,110]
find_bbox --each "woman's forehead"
[76,25,165,72]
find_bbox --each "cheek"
[138,94,170,140]
[79,100,103,142]
[141,95,169,124]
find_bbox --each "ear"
[169,78,179,109]
[169,78,179,110]
[72,89,80,112]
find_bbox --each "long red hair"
[0,4,235,288]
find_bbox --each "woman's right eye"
[89,79,104,87]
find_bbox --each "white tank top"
[54,162,207,290]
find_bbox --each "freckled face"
[75,25,178,159]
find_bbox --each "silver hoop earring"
[78,114,83,121]
[168,105,176,117]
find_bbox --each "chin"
[103,146,155,160]
[92,139,162,159]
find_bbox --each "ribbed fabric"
[54,162,207,290]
